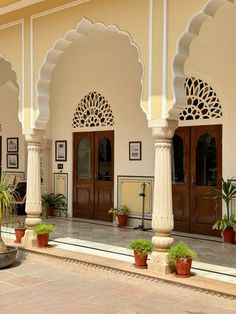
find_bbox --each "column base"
[21,229,38,248]
[148,251,171,275]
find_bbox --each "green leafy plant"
[0,176,17,252]
[108,205,129,217]
[15,217,25,229]
[42,193,67,218]
[33,223,55,235]
[167,242,196,269]
[129,239,153,256]
[210,177,236,231]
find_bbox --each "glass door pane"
[196,133,217,186]
[98,137,111,181]
[78,138,91,179]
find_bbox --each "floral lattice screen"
[72,91,114,128]
[180,77,222,121]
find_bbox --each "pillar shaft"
[22,129,44,247]
[148,120,177,274]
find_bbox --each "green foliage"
[210,177,236,231]
[42,193,67,209]
[212,214,236,231]
[167,242,196,268]
[210,177,236,219]
[33,223,55,235]
[0,176,16,224]
[129,239,153,256]
[108,205,129,217]
[0,176,17,252]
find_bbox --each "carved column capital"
[149,118,178,142]
[23,128,45,144]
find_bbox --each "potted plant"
[42,193,67,218]
[108,205,129,227]
[0,176,18,268]
[211,177,236,243]
[167,242,196,278]
[14,217,26,244]
[33,223,55,247]
[129,239,153,268]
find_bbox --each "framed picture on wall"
[129,141,142,161]
[7,154,19,169]
[55,140,67,161]
[7,137,18,153]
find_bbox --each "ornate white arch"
[35,18,144,129]
[169,0,235,120]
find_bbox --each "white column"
[148,119,177,274]
[22,129,44,247]
[41,140,51,195]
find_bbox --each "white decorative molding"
[72,91,114,128]
[179,77,222,121]
[30,0,90,128]
[0,0,45,16]
[35,18,144,129]
[162,0,168,119]
[148,0,153,120]
[169,0,235,120]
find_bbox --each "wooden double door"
[172,125,222,236]
[73,131,114,222]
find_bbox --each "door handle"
[191,174,195,185]
[184,175,188,184]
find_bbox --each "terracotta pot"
[47,207,54,218]
[118,214,128,227]
[14,228,26,244]
[133,251,148,268]
[175,257,192,278]
[222,228,235,244]
[37,233,49,247]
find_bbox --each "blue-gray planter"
[0,246,18,269]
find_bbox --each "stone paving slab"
[15,243,236,298]
[0,260,235,314]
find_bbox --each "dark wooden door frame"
[172,125,222,236]
[73,131,113,222]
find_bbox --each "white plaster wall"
[48,29,154,216]
[0,82,25,173]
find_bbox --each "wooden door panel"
[94,131,113,222]
[94,187,113,221]
[73,132,95,219]
[73,131,114,222]
[173,125,222,236]
[190,125,222,236]
[172,127,190,232]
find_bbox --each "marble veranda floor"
[3,216,236,286]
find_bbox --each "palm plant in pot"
[0,176,18,268]
[211,177,236,243]
[33,223,55,247]
[129,239,153,268]
[42,193,67,218]
[167,242,196,278]
[108,205,129,227]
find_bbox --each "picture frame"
[7,154,19,169]
[55,140,67,161]
[7,137,18,153]
[129,141,142,160]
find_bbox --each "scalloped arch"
[35,18,144,129]
[169,0,235,120]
